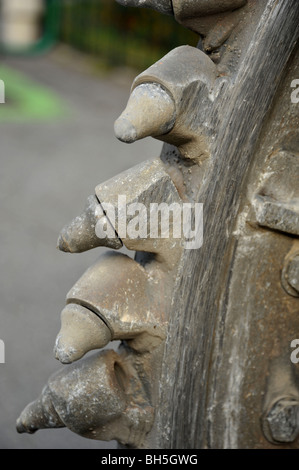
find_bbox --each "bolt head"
[265,399,299,443]
[287,255,299,294]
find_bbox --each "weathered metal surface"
[172,0,247,52]
[95,158,185,263]
[17,0,299,450]
[139,0,298,449]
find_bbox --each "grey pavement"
[0,46,162,449]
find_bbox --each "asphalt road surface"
[0,45,162,449]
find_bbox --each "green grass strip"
[0,65,69,122]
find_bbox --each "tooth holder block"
[60,251,168,356]
[95,157,184,264]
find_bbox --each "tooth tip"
[16,419,25,434]
[57,233,71,253]
[16,417,35,434]
[114,118,138,143]
[54,342,76,364]
[55,353,74,364]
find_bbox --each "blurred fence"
[59,0,198,71]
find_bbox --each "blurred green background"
[1,0,198,71]
[59,0,198,70]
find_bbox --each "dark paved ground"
[0,45,162,449]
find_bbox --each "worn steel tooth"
[54,304,112,364]
[16,350,154,447]
[16,351,127,437]
[115,46,216,161]
[114,83,176,144]
[16,386,64,434]
[57,194,122,253]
